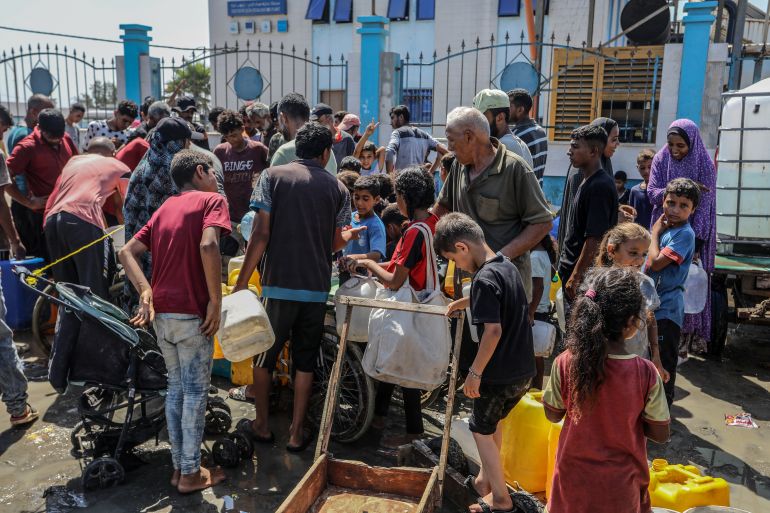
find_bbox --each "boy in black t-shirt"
[559,124,618,303]
[435,212,534,513]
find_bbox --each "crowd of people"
[0,83,718,511]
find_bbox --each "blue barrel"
[0,257,45,330]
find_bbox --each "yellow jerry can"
[545,420,563,500]
[649,459,730,512]
[499,391,551,492]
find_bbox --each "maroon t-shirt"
[213,139,269,221]
[134,191,231,318]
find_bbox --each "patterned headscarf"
[123,129,188,280]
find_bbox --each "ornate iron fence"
[160,40,348,116]
[398,31,664,143]
[0,44,117,122]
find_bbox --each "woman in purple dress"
[648,119,717,354]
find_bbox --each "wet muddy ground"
[0,324,768,513]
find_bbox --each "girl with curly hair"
[543,267,670,513]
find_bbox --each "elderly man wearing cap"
[472,88,533,170]
[434,106,552,303]
[270,94,337,174]
[173,94,210,150]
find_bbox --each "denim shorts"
[469,378,532,435]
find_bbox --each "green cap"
[472,89,510,113]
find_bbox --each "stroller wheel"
[204,408,232,436]
[82,457,125,490]
[212,438,240,468]
[227,431,254,460]
[207,395,232,414]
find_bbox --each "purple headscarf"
[647,118,717,342]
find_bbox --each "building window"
[320,90,346,112]
[388,0,410,21]
[333,0,353,23]
[498,0,521,17]
[416,0,435,20]
[403,88,433,125]
[306,0,330,23]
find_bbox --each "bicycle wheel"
[32,285,58,357]
[308,327,375,443]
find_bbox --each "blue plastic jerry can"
[0,257,45,330]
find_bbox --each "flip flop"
[286,434,313,453]
[235,418,274,444]
[228,385,253,403]
[464,475,483,500]
[473,498,515,513]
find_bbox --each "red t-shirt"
[115,137,150,172]
[134,191,231,318]
[6,127,78,199]
[385,214,439,291]
[543,352,670,513]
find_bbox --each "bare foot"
[177,466,226,494]
[170,469,181,487]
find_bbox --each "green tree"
[76,81,117,109]
[165,62,211,112]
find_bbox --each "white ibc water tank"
[717,78,770,240]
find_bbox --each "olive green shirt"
[437,138,553,301]
[271,139,337,175]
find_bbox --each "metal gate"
[398,31,664,143]
[0,44,117,122]
[161,40,348,115]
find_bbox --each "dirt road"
[0,325,767,513]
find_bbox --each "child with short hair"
[339,155,362,174]
[342,166,438,448]
[596,223,670,383]
[436,212,535,513]
[629,149,656,229]
[614,170,630,205]
[372,173,395,215]
[646,177,698,406]
[559,125,618,303]
[339,175,387,283]
[119,149,229,493]
[65,103,86,149]
[543,267,670,513]
[353,120,386,175]
[380,203,407,260]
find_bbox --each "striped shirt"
[513,119,548,180]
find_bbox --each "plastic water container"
[334,276,380,342]
[217,289,275,362]
[684,263,708,314]
[545,420,563,500]
[532,320,556,357]
[649,459,730,512]
[450,416,481,467]
[500,391,551,492]
[0,258,45,329]
[555,288,566,332]
[652,509,680,513]
[549,273,562,303]
[684,508,750,513]
[462,282,479,342]
[228,255,245,276]
[239,210,255,242]
[717,77,770,239]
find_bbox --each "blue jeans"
[0,269,29,416]
[153,314,213,475]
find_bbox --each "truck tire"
[709,279,728,358]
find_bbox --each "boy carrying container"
[435,213,535,513]
[119,150,229,493]
[646,177,699,407]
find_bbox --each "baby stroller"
[16,269,233,490]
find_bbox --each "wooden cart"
[277,296,464,513]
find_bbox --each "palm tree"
[165,62,211,112]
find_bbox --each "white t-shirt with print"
[82,120,130,149]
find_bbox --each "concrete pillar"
[356,16,389,141]
[119,24,152,106]
[676,1,717,124]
